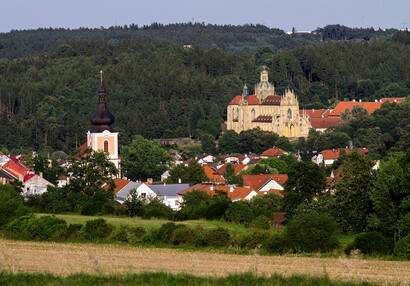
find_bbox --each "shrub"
[0,184,30,228]
[236,230,270,249]
[156,222,179,243]
[206,199,230,220]
[345,232,393,255]
[170,226,195,245]
[141,229,161,244]
[225,201,253,224]
[84,219,113,241]
[263,231,287,254]
[143,204,173,220]
[81,202,101,216]
[4,215,67,241]
[127,226,147,243]
[205,227,231,248]
[283,213,340,253]
[251,215,270,230]
[101,203,115,215]
[64,223,83,240]
[114,205,127,216]
[394,235,410,259]
[112,225,128,242]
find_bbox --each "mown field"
[1,239,409,285]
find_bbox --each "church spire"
[90,70,115,132]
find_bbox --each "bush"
[225,201,253,224]
[263,231,287,254]
[206,199,230,220]
[345,232,393,255]
[0,184,30,228]
[114,205,127,216]
[127,226,147,243]
[143,204,173,219]
[64,224,83,240]
[84,219,113,241]
[4,215,67,241]
[112,225,128,242]
[156,222,179,243]
[101,203,115,215]
[251,215,270,230]
[205,227,231,248]
[170,226,195,245]
[235,230,270,249]
[394,235,410,259]
[283,213,340,253]
[81,202,101,216]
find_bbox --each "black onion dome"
[90,83,115,132]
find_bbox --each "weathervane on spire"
[100,70,103,84]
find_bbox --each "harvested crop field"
[1,239,409,285]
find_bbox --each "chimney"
[359,99,361,102]
[230,186,234,192]
[352,99,356,102]
[19,174,23,182]
[312,109,315,113]
[178,178,181,184]
[210,186,214,191]
[375,99,378,102]
[163,182,166,186]
[147,178,153,184]
[39,172,43,178]
[394,99,397,102]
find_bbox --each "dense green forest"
[0,23,398,59]
[0,28,409,154]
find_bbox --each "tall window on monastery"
[232,108,235,120]
[300,124,303,131]
[251,109,256,121]
[104,140,109,153]
[277,124,280,132]
[236,108,239,120]
[287,108,292,119]
[290,124,295,137]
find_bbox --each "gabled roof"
[242,174,288,191]
[309,117,342,129]
[252,115,272,122]
[0,151,5,156]
[104,178,132,194]
[319,148,368,161]
[300,109,330,118]
[261,95,282,105]
[0,168,17,180]
[177,184,211,195]
[23,174,35,182]
[218,163,248,175]
[203,166,225,183]
[149,184,191,197]
[229,95,259,105]
[2,160,30,177]
[260,148,288,158]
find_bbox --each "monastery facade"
[227,68,310,138]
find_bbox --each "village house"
[316,148,368,166]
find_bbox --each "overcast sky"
[1,0,408,33]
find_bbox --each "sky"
[1,0,409,33]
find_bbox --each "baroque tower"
[87,71,121,173]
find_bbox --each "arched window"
[285,124,289,137]
[290,124,295,137]
[300,124,303,131]
[287,108,292,119]
[104,140,109,153]
[251,109,256,121]
[236,108,239,119]
[277,124,280,132]
[232,108,235,120]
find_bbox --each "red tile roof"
[328,102,383,117]
[380,97,406,103]
[203,166,225,183]
[104,178,131,194]
[177,184,211,195]
[229,95,260,105]
[260,148,288,158]
[0,151,4,156]
[309,117,342,129]
[202,185,256,201]
[218,163,248,175]
[252,115,272,122]
[23,174,36,182]
[243,174,288,191]
[319,148,368,160]
[300,109,329,118]
[2,160,30,177]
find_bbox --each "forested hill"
[0,31,409,155]
[0,23,398,59]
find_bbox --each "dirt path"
[1,239,409,285]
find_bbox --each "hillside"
[0,23,398,59]
[0,31,409,154]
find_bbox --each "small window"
[251,109,256,121]
[141,193,146,198]
[300,124,303,131]
[103,140,109,152]
[277,125,280,132]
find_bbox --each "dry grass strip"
[1,239,409,285]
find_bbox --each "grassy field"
[0,271,381,286]
[1,239,409,285]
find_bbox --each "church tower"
[87,71,121,173]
